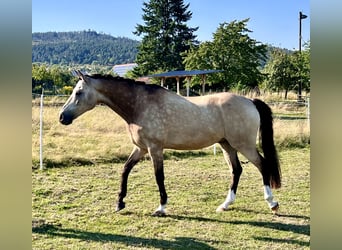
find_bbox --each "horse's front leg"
[116,146,147,212]
[216,142,242,212]
[149,147,168,216]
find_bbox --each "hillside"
[32,31,292,68]
[32,31,140,65]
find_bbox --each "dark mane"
[88,74,142,83]
[87,73,165,92]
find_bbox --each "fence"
[33,93,68,170]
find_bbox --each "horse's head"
[59,70,98,125]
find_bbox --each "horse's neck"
[96,81,137,123]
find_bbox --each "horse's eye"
[75,91,82,97]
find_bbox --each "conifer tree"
[132,0,198,77]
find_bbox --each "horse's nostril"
[59,112,72,125]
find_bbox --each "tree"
[32,64,77,94]
[262,49,295,99]
[296,41,310,93]
[132,0,198,77]
[183,19,267,91]
[32,64,52,93]
[262,42,310,99]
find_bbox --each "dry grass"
[32,103,132,167]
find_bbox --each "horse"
[59,70,281,216]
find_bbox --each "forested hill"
[32,31,140,65]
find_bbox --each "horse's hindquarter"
[187,93,260,149]
[217,93,260,148]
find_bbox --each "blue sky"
[32,0,310,50]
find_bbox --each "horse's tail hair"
[252,98,281,189]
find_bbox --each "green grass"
[32,101,310,249]
[32,149,309,249]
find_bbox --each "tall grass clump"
[270,99,310,149]
[273,118,310,149]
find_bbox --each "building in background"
[112,63,137,77]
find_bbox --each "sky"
[32,0,310,50]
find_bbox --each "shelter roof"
[148,69,222,78]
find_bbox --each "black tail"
[252,99,281,189]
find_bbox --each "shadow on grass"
[230,207,310,221]
[229,220,310,237]
[253,236,309,247]
[167,214,309,247]
[32,155,129,170]
[32,220,217,249]
[32,150,213,170]
[163,150,212,160]
[274,115,308,120]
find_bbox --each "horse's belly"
[163,122,223,150]
[164,139,219,150]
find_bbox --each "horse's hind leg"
[116,146,147,212]
[239,147,279,213]
[148,146,168,216]
[216,140,243,212]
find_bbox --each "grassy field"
[32,96,310,249]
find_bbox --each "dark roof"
[148,70,222,78]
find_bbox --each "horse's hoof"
[271,202,279,214]
[152,210,166,217]
[115,202,125,212]
[216,206,228,212]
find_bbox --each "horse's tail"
[252,99,281,189]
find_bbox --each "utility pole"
[298,11,307,101]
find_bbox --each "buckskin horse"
[59,70,281,216]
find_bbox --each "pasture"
[32,96,310,249]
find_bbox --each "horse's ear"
[76,70,84,79]
[75,70,88,83]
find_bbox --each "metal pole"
[298,12,302,101]
[299,12,302,53]
[298,11,307,102]
[39,88,44,170]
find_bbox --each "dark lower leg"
[117,165,134,210]
[150,148,168,215]
[155,168,167,206]
[230,161,243,194]
[217,141,242,210]
[116,147,146,211]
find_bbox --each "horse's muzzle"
[59,112,73,125]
